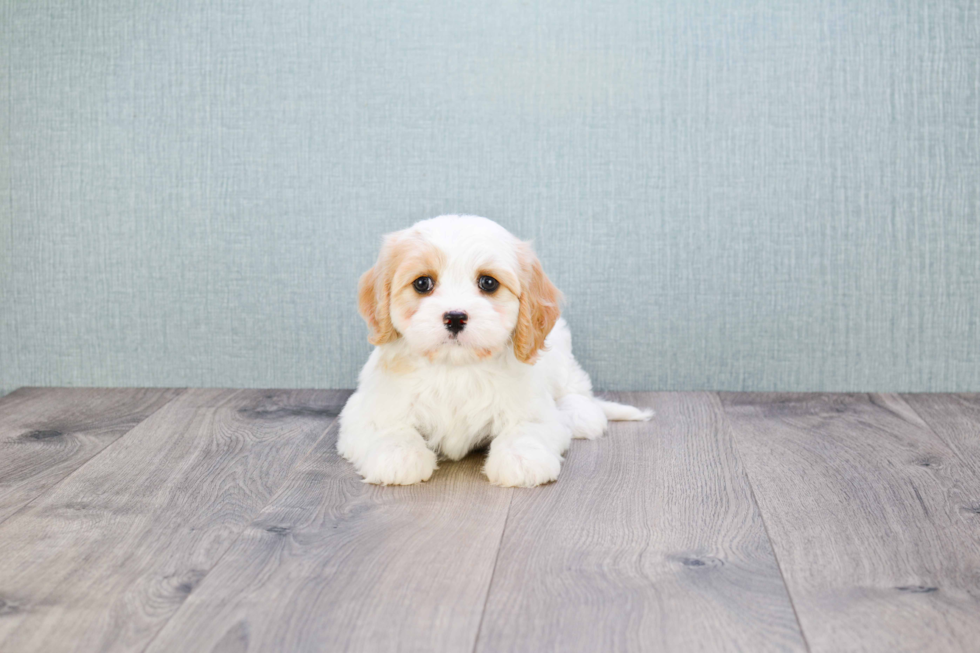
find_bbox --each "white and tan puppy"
[338,215,651,487]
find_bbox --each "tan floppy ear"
[513,242,563,363]
[357,237,401,345]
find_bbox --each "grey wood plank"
[476,392,807,653]
[143,418,514,653]
[902,394,980,479]
[0,387,183,523]
[720,393,980,653]
[0,388,347,653]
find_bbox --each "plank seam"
[0,388,188,529]
[470,486,515,653]
[137,404,346,653]
[714,392,814,653]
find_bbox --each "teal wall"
[2,0,978,395]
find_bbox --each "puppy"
[338,215,652,487]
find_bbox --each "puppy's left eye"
[478,275,499,293]
[413,276,434,294]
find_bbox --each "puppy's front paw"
[359,442,438,485]
[484,439,562,488]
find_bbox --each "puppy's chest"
[408,367,522,458]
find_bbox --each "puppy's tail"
[596,399,654,422]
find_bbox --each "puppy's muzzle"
[443,311,467,335]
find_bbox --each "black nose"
[443,311,467,335]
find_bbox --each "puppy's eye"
[478,275,499,293]
[413,276,434,294]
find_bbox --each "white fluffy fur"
[338,215,652,487]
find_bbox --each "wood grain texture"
[0,387,183,523]
[5,389,979,652]
[720,393,980,653]
[902,394,980,478]
[144,419,514,653]
[0,388,347,653]
[475,392,807,653]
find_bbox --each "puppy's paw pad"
[360,444,437,485]
[484,444,561,488]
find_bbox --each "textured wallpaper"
[1,0,978,395]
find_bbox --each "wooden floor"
[0,389,978,652]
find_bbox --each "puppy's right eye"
[413,276,434,294]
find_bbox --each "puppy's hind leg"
[557,394,608,440]
[544,318,653,438]
[557,395,654,440]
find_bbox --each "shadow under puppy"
[339,215,652,487]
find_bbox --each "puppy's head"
[358,215,561,365]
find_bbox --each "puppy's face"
[358,216,561,365]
